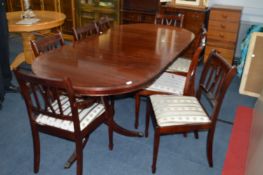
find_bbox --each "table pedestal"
[10,32,35,70]
[7,10,66,70]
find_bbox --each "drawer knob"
[220,24,226,29]
[222,14,228,19]
[219,33,224,38]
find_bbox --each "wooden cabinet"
[161,5,209,57]
[59,0,76,35]
[6,0,76,35]
[204,5,242,64]
[6,0,22,11]
[77,0,120,26]
[120,0,160,24]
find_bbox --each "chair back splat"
[165,25,207,76]
[154,13,184,28]
[73,22,99,41]
[197,50,237,123]
[96,16,112,34]
[134,44,205,129]
[14,69,111,175]
[30,31,64,57]
[16,71,79,132]
[145,50,237,173]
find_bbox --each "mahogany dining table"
[32,23,195,139]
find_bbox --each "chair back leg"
[108,120,114,150]
[135,93,141,129]
[152,129,161,174]
[32,126,40,173]
[207,128,215,167]
[145,99,152,137]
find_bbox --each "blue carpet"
[0,35,256,175]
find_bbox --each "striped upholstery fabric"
[146,72,186,95]
[150,95,210,127]
[36,96,105,132]
[166,57,191,73]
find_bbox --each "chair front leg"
[32,126,40,173]
[64,136,90,169]
[135,93,141,129]
[152,128,161,174]
[194,130,199,139]
[76,140,83,175]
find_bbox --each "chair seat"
[36,96,105,132]
[166,57,191,73]
[150,95,210,127]
[146,72,186,95]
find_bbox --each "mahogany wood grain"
[32,24,194,96]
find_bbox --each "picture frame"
[176,0,201,6]
[239,32,263,97]
[166,0,208,7]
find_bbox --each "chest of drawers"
[205,5,242,64]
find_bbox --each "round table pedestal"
[7,11,66,69]
[10,32,35,69]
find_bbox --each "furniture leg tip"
[138,132,144,137]
[64,162,71,169]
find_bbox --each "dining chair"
[72,22,99,41]
[166,25,207,74]
[154,13,184,27]
[134,45,204,129]
[96,16,112,34]
[14,69,113,175]
[30,31,64,57]
[145,50,237,173]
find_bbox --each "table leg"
[101,97,144,137]
[10,32,35,70]
[21,32,35,64]
[10,52,25,70]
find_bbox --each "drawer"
[207,40,235,50]
[210,9,241,22]
[204,46,234,64]
[207,30,237,42]
[208,20,239,33]
[122,13,141,22]
[186,11,205,22]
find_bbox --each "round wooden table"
[7,10,66,69]
[32,23,194,138]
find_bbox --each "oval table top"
[7,10,66,32]
[32,23,195,96]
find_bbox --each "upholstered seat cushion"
[146,72,186,95]
[166,57,191,73]
[150,95,210,127]
[36,96,105,132]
